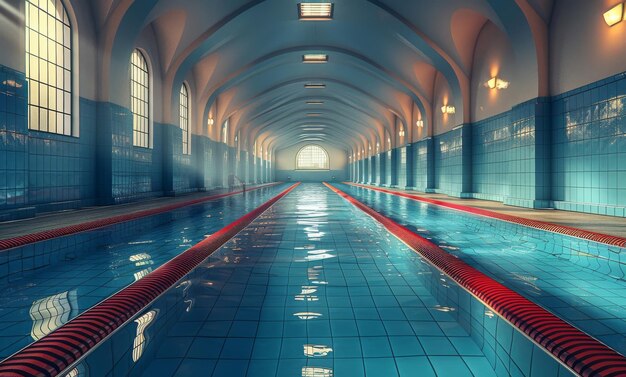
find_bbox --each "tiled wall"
[472,99,551,208]
[0,63,260,220]
[375,154,382,185]
[397,146,407,188]
[0,67,97,219]
[433,127,465,197]
[412,139,429,191]
[352,72,626,217]
[552,72,626,216]
[385,149,392,186]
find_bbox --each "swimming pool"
[0,184,289,360]
[47,184,575,377]
[334,183,626,357]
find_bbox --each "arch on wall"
[296,145,330,171]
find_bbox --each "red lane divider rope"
[325,182,626,377]
[0,183,300,377]
[346,182,626,248]
[0,183,281,251]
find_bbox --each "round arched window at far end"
[296,145,330,170]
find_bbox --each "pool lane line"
[345,182,626,248]
[0,182,282,251]
[324,182,626,377]
[0,183,300,377]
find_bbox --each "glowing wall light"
[207,118,215,126]
[441,105,456,114]
[604,3,624,26]
[399,127,405,137]
[485,76,509,90]
[415,120,424,128]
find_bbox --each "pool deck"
[2,182,626,240]
[0,185,263,239]
[350,184,626,238]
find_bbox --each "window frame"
[25,0,76,136]
[296,144,330,171]
[179,82,191,155]
[130,48,152,149]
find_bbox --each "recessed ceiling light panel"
[303,54,328,64]
[298,3,333,20]
[304,83,326,89]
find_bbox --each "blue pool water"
[72,184,573,377]
[0,184,289,360]
[334,183,626,356]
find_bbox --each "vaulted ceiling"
[90,0,552,156]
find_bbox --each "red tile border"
[347,183,626,248]
[0,183,299,377]
[0,183,281,251]
[325,182,626,377]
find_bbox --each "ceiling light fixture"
[303,127,325,131]
[306,101,324,105]
[484,76,509,90]
[298,3,333,20]
[303,54,328,64]
[305,83,326,89]
[307,113,323,117]
[604,3,624,26]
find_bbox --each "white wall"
[550,0,626,95]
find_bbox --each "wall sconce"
[387,138,391,145]
[207,118,215,126]
[416,120,424,128]
[604,3,624,26]
[484,77,509,90]
[399,128,405,137]
[441,105,456,114]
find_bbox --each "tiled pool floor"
[138,184,501,377]
[0,185,288,360]
[336,183,626,356]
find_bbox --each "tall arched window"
[222,119,229,144]
[296,145,329,170]
[130,49,150,148]
[179,83,190,155]
[26,0,73,135]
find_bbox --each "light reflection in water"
[304,344,333,357]
[293,312,322,320]
[132,310,158,362]
[30,290,78,340]
[302,367,333,377]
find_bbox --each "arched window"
[179,83,190,155]
[296,145,329,170]
[26,0,73,135]
[130,49,150,148]
[222,119,229,144]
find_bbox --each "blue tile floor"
[0,184,289,360]
[137,184,501,377]
[335,183,626,356]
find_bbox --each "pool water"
[334,183,626,356]
[83,184,571,377]
[0,184,289,360]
